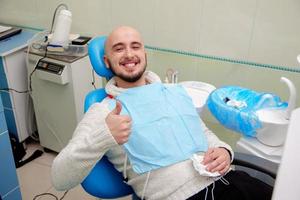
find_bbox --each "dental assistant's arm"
[51,102,118,191]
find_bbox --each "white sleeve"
[200,119,234,162]
[51,102,118,191]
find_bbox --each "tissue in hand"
[191,154,221,177]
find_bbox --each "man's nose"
[125,48,134,58]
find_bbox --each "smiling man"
[104,26,147,87]
[51,26,272,200]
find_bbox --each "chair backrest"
[81,36,134,198]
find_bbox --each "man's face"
[104,27,147,82]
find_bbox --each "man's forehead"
[107,27,143,47]
[111,39,142,47]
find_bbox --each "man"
[51,26,272,199]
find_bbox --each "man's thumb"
[112,101,122,115]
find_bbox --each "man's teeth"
[124,63,136,67]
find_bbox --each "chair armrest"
[232,152,278,179]
[81,156,134,198]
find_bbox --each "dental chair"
[81,36,137,199]
[81,36,276,199]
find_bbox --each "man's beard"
[107,56,147,83]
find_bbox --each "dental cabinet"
[27,49,102,152]
[0,97,22,200]
[0,29,37,142]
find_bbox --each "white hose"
[280,77,297,120]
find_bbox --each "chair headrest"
[88,36,114,79]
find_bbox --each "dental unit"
[255,77,296,147]
[207,76,297,165]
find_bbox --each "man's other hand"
[105,101,132,144]
[202,147,231,175]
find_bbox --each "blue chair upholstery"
[81,36,135,198]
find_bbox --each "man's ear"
[103,55,110,69]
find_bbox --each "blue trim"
[0,92,12,109]
[0,112,7,134]
[0,58,8,89]
[0,57,5,75]
[0,76,8,89]
[0,96,3,112]
[3,109,17,138]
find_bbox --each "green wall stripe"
[145,45,300,74]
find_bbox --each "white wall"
[1,0,300,68]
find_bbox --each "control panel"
[35,60,69,85]
[36,60,65,75]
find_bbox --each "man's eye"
[132,45,141,49]
[115,47,123,52]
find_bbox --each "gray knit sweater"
[51,71,233,200]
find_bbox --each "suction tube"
[280,77,297,120]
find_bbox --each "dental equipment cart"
[0,29,37,142]
[27,49,101,152]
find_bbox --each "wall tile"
[110,0,156,45]
[67,0,112,36]
[0,0,300,68]
[248,0,300,67]
[152,0,203,53]
[199,0,257,60]
[147,50,300,108]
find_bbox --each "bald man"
[103,26,147,88]
[51,26,272,200]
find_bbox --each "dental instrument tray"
[29,41,88,57]
[206,86,287,137]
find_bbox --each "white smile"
[124,63,136,67]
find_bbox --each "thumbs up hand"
[105,101,132,144]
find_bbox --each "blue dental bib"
[109,83,208,174]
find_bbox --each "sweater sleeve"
[200,119,234,162]
[51,102,118,191]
